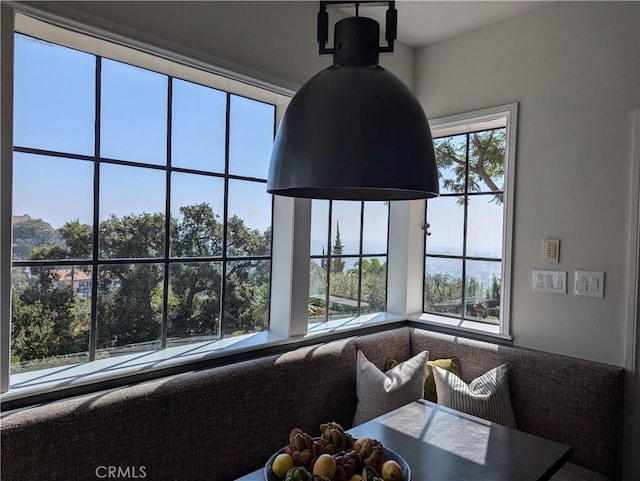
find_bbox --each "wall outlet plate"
[574,271,605,298]
[533,270,566,294]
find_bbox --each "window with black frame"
[308,200,389,324]
[424,125,508,326]
[10,32,275,374]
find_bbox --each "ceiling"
[339,1,551,48]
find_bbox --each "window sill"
[408,312,513,342]
[2,312,406,409]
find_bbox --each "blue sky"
[12,34,273,236]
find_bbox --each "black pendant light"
[267,1,439,201]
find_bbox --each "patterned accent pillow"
[353,350,428,426]
[385,357,461,403]
[432,363,517,428]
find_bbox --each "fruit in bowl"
[265,422,411,481]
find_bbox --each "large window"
[1,9,516,402]
[309,200,388,323]
[424,105,517,333]
[11,32,275,373]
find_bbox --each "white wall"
[47,1,415,91]
[415,1,639,366]
[415,7,640,477]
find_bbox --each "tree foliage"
[435,129,506,204]
[11,266,88,364]
[10,204,271,368]
[12,218,63,260]
[424,272,500,323]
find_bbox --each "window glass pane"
[328,257,359,320]
[228,95,274,179]
[359,256,386,314]
[426,196,464,256]
[331,201,361,255]
[467,195,504,258]
[224,260,270,336]
[362,202,388,254]
[227,180,272,256]
[171,79,226,173]
[170,172,224,257]
[99,164,165,259]
[100,59,167,165]
[468,129,505,193]
[465,260,501,324]
[11,265,91,373]
[167,262,222,345]
[434,134,466,195]
[309,258,328,323]
[13,153,93,260]
[310,200,330,256]
[14,34,95,155]
[96,263,163,352]
[424,257,462,316]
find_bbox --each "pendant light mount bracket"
[318,1,397,55]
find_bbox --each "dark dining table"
[236,399,570,481]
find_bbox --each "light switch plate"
[574,271,605,298]
[532,270,567,294]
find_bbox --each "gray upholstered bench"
[1,326,624,480]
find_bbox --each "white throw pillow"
[353,350,428,426]
[432,363,517,428]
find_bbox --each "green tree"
[11,267,88,366]
[489,274,501,302]
[465,277,482,297]
[224,260,270,335]
[359,258,387,312]
[424,273,462,314]
[331,222,345,273]
[97,212,166,348]
[11,227,92,367]
[169,204,223,338]
[172,203,223,257]
[435,129,505,204]
[11,203,273,367]
[12,218,63,260]
[58,220,93,259]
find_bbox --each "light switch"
[574,271,604,298]
[532,270,567,294]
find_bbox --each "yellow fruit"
[381,459,403,481]
[348,476,363,481]
[313,453,337,479]
[272,453,294,479]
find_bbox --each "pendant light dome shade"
[267,12,439,201]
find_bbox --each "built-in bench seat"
[0,326,624,480]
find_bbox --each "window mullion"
[88,55,102,362]
[325,201,333,323]
[460,133,470,320]
[219,92,232,340]
[357,201,365,316]
[160,77,173,349]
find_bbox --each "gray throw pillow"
[432,363,517,428]
[353,350,428,426]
